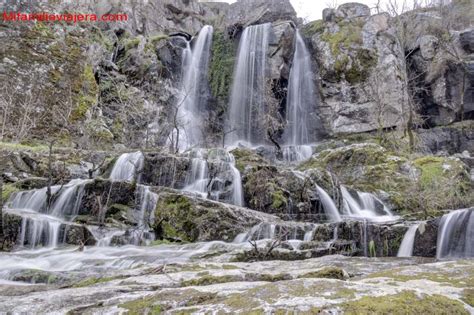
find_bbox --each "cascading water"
[109,151,144,182]
[340,186,395,222]
[282,145,313,163]
[227,23,271,146]
[6,179,90,248]
[182,149,243,206]
[397,224,420,257]
[172,25,213,150]
[283,30,317,146]
[130,185,159,245]
[316,185,342,222]
[183,149,209,199]
[436,208,473,259]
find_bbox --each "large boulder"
[153,190,284,242]
[299,143,473,217]
[305,8,407,135]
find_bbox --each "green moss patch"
[209,31,235,101]
[298,267,346,280]
[340,291,468,314]
[2,183,20,202]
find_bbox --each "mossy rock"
[298,267,346,280]
[154,194,197,242]
[231,148,269,172]
[209,31,235,101]
[2,183,20,203]
[339,290,468,314]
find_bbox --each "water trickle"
[316,185,342,222]
[109,151,144,182]
[282,145,313,163]
[183,149,209,199]
[284,30,318,145]
[227,23,271,146]
[172,25,213,150]
[6,179,90,248]
[182,149,244,206]
[436,208,473,259]
[131,185,159,245]
[341,186,395,222]
[304,224,317,241]
[397,224,419,257]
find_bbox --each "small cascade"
[182,149,244,206]
[282,145,313,163]
[6,179,90,248]
[303,224,317,241]
[283,30,318,145]
[173,25,214,150]
[397,224,420,257]
[227,23,271,146]
[227,153,244,206]
[183,149,209,199]
[341,186,395,222]
[109,151,144,182]
[130,185,159,245]
[316,185,342,222]
[436,209,474,259]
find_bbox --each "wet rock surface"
[0,248,471,314]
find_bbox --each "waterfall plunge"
[397,224,419,257]
[341,186,395,222]
[173,25,213,150]
[109,151,144,182]
[316,185,342,222]
[436,208,474,259]
[227,23,271,146]
[284,30,317,146]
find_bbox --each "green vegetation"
[340,291,468,314]
[231,148,268,172]
[2,184,19,202]
[119,296,162,314]
[209,31,235,100]
[181,274,241,287]
[71,64,99,122]
[462,289,474,306]
[154,194,197,242]
[298,267,346,280]
[73,276,120,288]
[302,20,325,36]
[318,19,377,83]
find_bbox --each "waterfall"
[227,23,271,146]
[341,186,395,222]
[109,152,144,182]
[227,153,243,206]
[316,185,342,222]
[6,179,90,248]
[436,208,474,259]
[173,25,213,150]
[183,149,210,199]
[130,185,159,245]
[284,30,317,146]
[397,224,419,257]
[282,145,313,163]
[182,149,243,206]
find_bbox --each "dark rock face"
[416,123,474,155]
[153,191,282,242]
[225,0,297,28]
[413,218,439,257]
